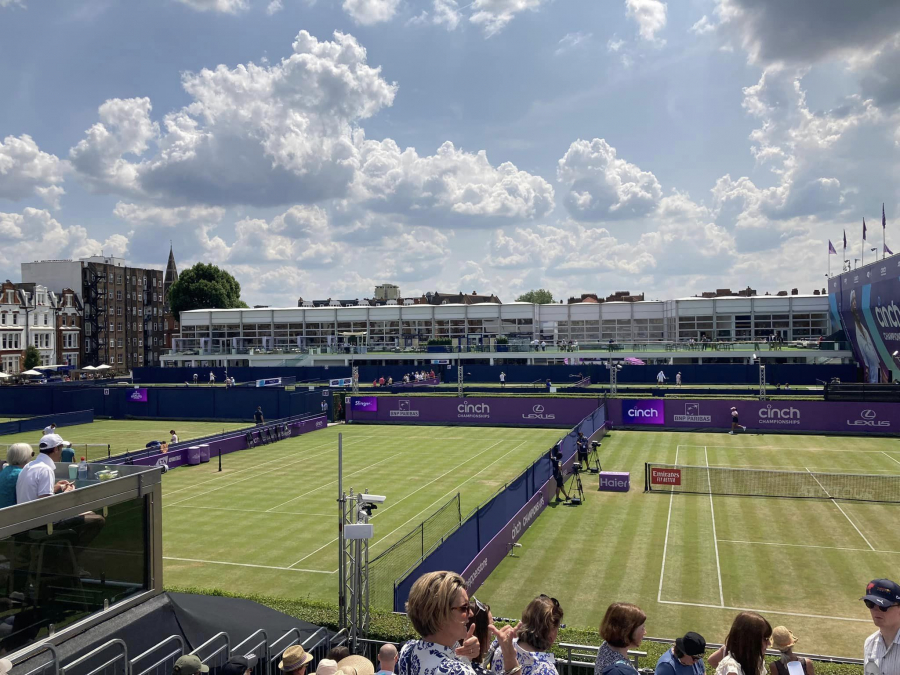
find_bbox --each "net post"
[644,463,650,492]
[107,444,111,458]
[218,448,222,472]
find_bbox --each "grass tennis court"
[0,419,248,460]
[477,430,900,659]
[160,424,563,602]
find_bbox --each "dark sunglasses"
[539,595,566,628]
[864,600,898,612]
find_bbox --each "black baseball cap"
[221,656,259,675]
[675,632,706,657]
[861,579,900,608]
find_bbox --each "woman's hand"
[488,622,520,672]
[455,624,480,661]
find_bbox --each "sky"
[2,0,900,307]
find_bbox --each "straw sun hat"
[771,627,798,651]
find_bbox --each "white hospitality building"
[162,294,849,368]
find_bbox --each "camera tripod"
[566,469,585,505]
[587,444,602,474]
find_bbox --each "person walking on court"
[170,429,178,443]
[729,407,746,434]
[551,447,568,502]
[500,372,506,388]
[675,372,682,387]
[862,578,900,675]
[193,373,199,385]
[768,627,814,675]
[657,371,667,385]
[254,406,264,425]
[209,371,216,385]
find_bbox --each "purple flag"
[885,203,888,230]
[828,240,837,255]
[863,218,867,241]
[886,243,894,256]
[843,229,847,249]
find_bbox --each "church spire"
[164,242,178,296]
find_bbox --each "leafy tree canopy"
[23,345,40,371]
[516,289,554,304]
[168,263,248,317]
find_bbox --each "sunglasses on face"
[865,600,898,612]
[451,603,473,615]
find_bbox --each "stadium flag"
[863,218,867,267]
[884,203,888,260]
[886,243,894,256]
[828,240,837,255]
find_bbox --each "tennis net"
[644,462,900,503]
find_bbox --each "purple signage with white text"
[462,480,552,594]
[610,398,900,434]
[350,396,378,412]
[621,399,665,425]
[598,472,630,492]
[347,396,600,426]
[128,388,148,403]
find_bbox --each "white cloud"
[266,0,282,14]
[353,137,555,223]
[555,32,592,56]
[606,36,625,52]
[0,134,67,208]
[433,0,461,29]
[690,15,715,36]
[625,0,667,44]
[557,138,662,221]
[173,0,249,12]
[342,0,401,25]
[469,0,547,37]
[0,0,25,7]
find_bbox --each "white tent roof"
[21,370,44,376]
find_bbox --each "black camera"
[572,462,582,474]
[591,441,601,450]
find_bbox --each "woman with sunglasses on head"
[399,571,481,675]
[0,443,33,509]
[594,603,646,675]
[707,612,772,675]
[489,595,564,675]
[466,598,494,675]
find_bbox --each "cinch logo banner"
[622,399,664,425]
[129,388,148,402]
[651,468,681,485]
[350,396,378,412]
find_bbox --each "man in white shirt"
[499,372,506,388]
[170,429,179,444]
[863,578,900,675]
[657,370,667,385]
[43,423,57,436]
[17,434,74,503]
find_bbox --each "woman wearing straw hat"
[768,627,814,675]
[279,646,314,675]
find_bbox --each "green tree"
[516,289,554,304]
[167,263,248,317]
[23,345,40,371]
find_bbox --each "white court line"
[805,467,875,551]
[285,438,509,568]
[167,504,333,517]
[882,451,900,468]
[657,599,869,624]
[162,436,374,497]
[657,446,677,604]
[265,452,403,512]
[707,463,898,474]
[705,446,724,608]
[163,556,335,574]
[699,445,891,454]
[719,539,900,555]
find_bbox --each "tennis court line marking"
[167,505,333,517]
[265,452,403,512]
[805,467,875,551]
[699,445,892,454]
[657,599,869,623]
[285,437,523,569]
[705,446,724,608]
[718,539,900,554]
[163,556,335,574]
[161,436,375,498]
[657,446,677,604]
[882,451,900,469]
[706,463,898,473]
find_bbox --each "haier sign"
[622,399,664,425]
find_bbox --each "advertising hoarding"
[620,399,665,425]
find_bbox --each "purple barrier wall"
[610,398,900,433]
[462,480,553,594]
[131,414,327,470]
[347,396,602,427]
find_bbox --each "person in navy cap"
[654,632,706,675]
[862,578,900,675]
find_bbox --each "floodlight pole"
[609,361,618,396]
[457,352,464,398]
[351,364,359,395]
[758,363,767,400]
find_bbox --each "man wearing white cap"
[16,434,74,503]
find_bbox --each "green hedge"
[165,587,862,675]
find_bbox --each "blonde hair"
[406,571,467,637]
[6,443,33,467]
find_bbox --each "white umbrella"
[96,364,112,370]
[35,364,67,371]
[82,365,97,371]
[0,372,10,379]
[21,370,44,376]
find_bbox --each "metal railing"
[558,643,645,673]
[232,630,269,675]
[191,632,230,672]
[130,636,185,675]
[60,639,128,675]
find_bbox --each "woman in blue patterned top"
[489,595,564,675]
[398,571,482,675]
